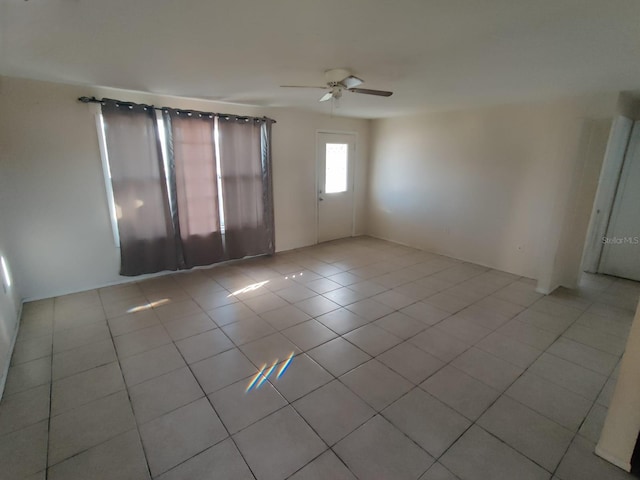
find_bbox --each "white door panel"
[317,133,355,243]
[599,120,640,281]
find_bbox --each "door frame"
[597,119,640,279]
[582,116,634,273]
[315,130,358,244]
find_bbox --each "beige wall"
[547,119,612,289]
[367,96,616,287]
[0,76,371,300]
[617,92,640,120]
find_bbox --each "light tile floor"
[1,236,638,479]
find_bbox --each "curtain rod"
[78,96,276,124]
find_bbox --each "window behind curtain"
[100,100,179,276]
[164,111,224,268]
[218,117,274,259]
[98,101,274,275]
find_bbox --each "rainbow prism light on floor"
[245,352,295,392]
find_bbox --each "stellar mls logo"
[246,352,295,392]
[602,236,640,245]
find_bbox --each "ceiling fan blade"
[348,88,393,97]
[340,75,363,89]
[319,92,334,102]
[280,85,328,89]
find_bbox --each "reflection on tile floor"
[1,236,638,479]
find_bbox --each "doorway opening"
[582,117,640,282]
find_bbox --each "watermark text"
[602,236,639,245]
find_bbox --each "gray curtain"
[101,100,179,275]
[163,110,224,268]
[218,117,275,260]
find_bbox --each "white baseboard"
[365,233,534,281]
[535,286,554,295]
[595,445,632,472]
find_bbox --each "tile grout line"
[340,278,602,476]
[13,238,637,479]
[44,301,55,480]
[260,265,623,476]
[548,305,625,479]
[151,293,263,480]
[430,293,611,477]
[413,312,571,475]
[276,270,525,476]
[167,256,531,477]
[174,270,391,478]
[97,290,154,480]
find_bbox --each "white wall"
[367,95,616,285]
[0,90,24,393]
[0,76,370,300]
[0,232,22,395]
[541,117,612,290]
[560,119,613,283]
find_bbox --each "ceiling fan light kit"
[341,75,364,89]
[281,68,393,104]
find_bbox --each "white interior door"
[599,120,640,281]
[317,132,356,243]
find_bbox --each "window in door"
[325,143,348,193]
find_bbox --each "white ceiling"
[1,0,639,118]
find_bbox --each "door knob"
[318,197,324,201]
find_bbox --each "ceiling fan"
[281,68,393,103]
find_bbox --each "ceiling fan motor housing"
[325,68,351,83]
